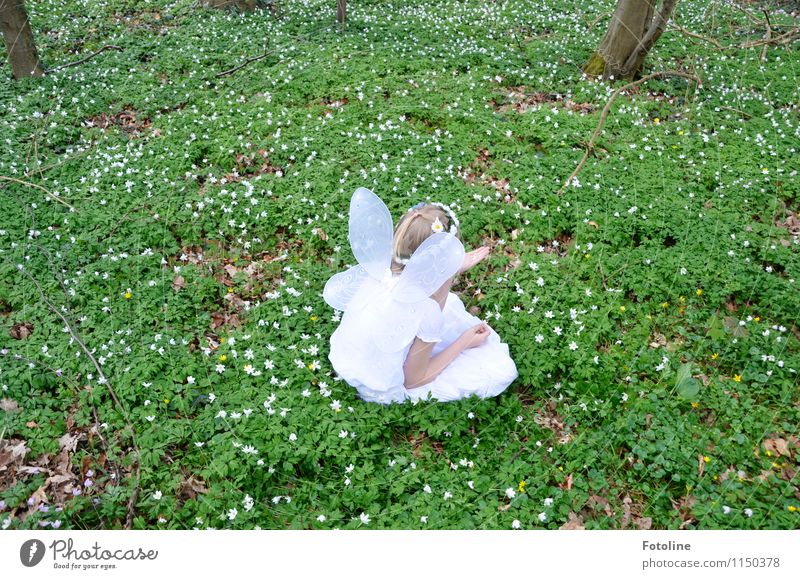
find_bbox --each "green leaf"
[675,363,700,400]
[706,314,725,341]
[677,378,700,399]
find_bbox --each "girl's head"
[391,202,461,274]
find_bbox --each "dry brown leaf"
[58,433,80,453]
[9,321,33,340]
[634,516,652,530]
[697,454,705,477]
[497,503,511,512]
[25,421,37,428]
[172,275,186,291]
[30,485,48,506]
[559,511,585,530]
[0,439,30,470]
[46,474,72,486]
[0,398,19,412]
[588,494,613,517]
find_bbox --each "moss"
[583,51,606,77]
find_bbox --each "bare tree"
[584,0,679,80]
[337,0,346,31]
[0,0,43,79]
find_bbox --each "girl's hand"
[461,322,490,349]
[459,246,491,275]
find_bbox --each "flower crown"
[394,201,460,265]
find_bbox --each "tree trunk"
[584,0,679,80]
[0,0,43,79]
[336,0,346,31]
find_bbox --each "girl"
[326,190,518,404]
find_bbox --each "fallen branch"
[557,70,702,195]
[216,47,277,77]
[22,268,124,412]
[21,259,143,528]
[47,45,123,73]
[0,176,75,210]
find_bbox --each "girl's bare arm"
[403,334,469,389]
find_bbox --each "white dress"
[328,282,518,404]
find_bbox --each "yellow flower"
[307,363,314,370]
[619,306,626,312]
[220,338,225,343]
[227,287,234,294]
[703,456,711,464]
[558,466,563,471]
[584,253,590,259]
[754,316,760,322]
[518,480,526,493]
[654,118,660,124]
[691,402,699,408]
[677,130,684,136]
[766,450,773,457]
[219,354,227,362]
[646,314,652,320]
[163,398,170,404]
[772,462,780,469]
[713,475,718,480]
[696,288,703,296]
[660,302,669,309]
[679,296,686,303]
[310,315,318,321]
[711,353,719,360]
[124,291,132,299]
[788,505,797,512]
[733,374,741,382]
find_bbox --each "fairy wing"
[368,232,465,352]
[392,232,465,303]
[322,264,372,312]
[323,187,394,312]
[348,187,393,281]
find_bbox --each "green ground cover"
[0,0,798,529]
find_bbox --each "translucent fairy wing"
[349,187,393,281]
[322,264,372,312]
[392,232,465,303]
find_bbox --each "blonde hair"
[390,204,461,274]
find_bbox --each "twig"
[0,141,96,192]
[557,70,702,195]
[718,105,752,119]
[124,460,141,529]
[47,45,124,74]
[588,11,611,32]
[741,28,799,49]
[216,47,277,78]
[668,22,724,50]
[21,261,143,528]
[0,176,75,210]
[761,9,772,62]
[21,268,125,412]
